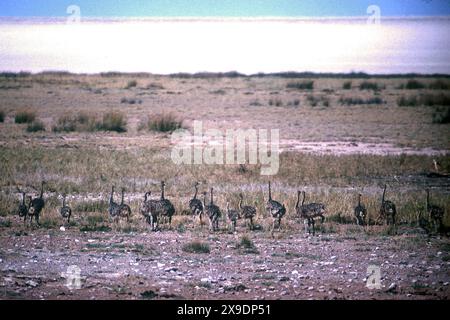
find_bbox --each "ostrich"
[108,186,121,220]
[59,194,72,224]
[265,181,286,233]
[189,182,204,224]
[377,184,396,225]
[157,181,175,229]
[118,188,132,222]
[28,181,46,226]
[140,191,161,230]
[354,193,367,226]
[295,191,326,236]
[239,193,257,230]
[226,201,239,232]
[426,189,444,232]
[17,191,28,224]
[203,188,221,232]
[139,191,151,218]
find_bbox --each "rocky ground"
[0,219,449,300]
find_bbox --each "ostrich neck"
[239,197,243,210]
[301,192,305,206]
[295,192,300,209]
[161,184,165,200]
[110,187,114,203]
[193,185,198,199]
[39,183,44,199]
[268,183,272,200]
[358,195,361,206]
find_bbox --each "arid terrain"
[0,72,449,300]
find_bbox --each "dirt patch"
[0,221,449,300]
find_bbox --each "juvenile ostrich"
[108,186,121,219]
[139,191,151,218]
[239,193,257,230]
[354,193,367,226]
[18,191,28,224]
[142,191,162,231]
[28,181,46,226]
[295,191,326,236]
[156,181,175,229]
[426,189,444,232]
[118,188,132,222]
[59,194,72,224]
[203,188,221,232]
[189,182,204,224]
[265,181,286,233]
[377,184,396,225]
[226,201,239,232]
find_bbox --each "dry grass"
[359,81,385,91]
[286,81,314,90]
[0,73,449,235]
[52,112,97,132]
[125,80,137,89]
[398,93,450,107]
[15,109,36,123]
[140,113,183,132]
[26,120,45,132]
[98,111,127,132]
[182,241,210,253]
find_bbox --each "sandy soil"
[0,220,449,300]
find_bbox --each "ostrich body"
[203,188,221,232]
[226,201,239,232]
[60,194,72,224]
[377,185,396,225]
[354,193,367,226]
[239,193,256,230]
[108,186,121,219]
[189,182,204,223]
[18,191,28,224]
[28,181,46,226]
[157,181,175,228]
[117,188,132,222]
[265,182,286,233]
[140,191,151,218]
[295,191,326,236]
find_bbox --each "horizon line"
[2,71,450,78]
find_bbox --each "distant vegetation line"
[1,71,450,79]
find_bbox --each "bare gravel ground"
[0,220,449,300]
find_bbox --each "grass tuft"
[343,81,352,90]
[15,109,36,124]
[125,80,137,89]
[26,120,45,132]
[97,111,127,132]
[182,241,210,254]
[140,113,183,132]
[432,107,450,124]
[359,81,384,91]
[287,81,314,90]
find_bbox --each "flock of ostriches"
[16,181,445,235]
